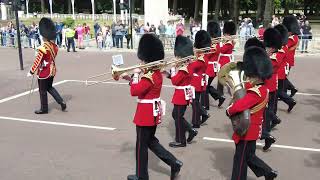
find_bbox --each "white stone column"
[144,0,168,27]
[1,3,7,20]
[49,0,53,18]
[113,0,116,22]
[120,0,124,24]
[71,0,75,19]
[202,0,208,30]
[26,0,29,18]
[91,0,95,21]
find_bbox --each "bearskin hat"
[39,17,56,41]
[137,34,164,63]
[242,47,273,80]
[174,35,194,58]
[274,24,289,45]
[244,37,265,50]
[282,15,300,35]
[194,30,211,49]
[207,21,221,38]
[263,28,282,50]
[223,21,236,35]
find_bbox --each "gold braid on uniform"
[30,46,47,74]
[142,71,154,84]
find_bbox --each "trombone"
[85,46,217,86]
[85,60,167,86]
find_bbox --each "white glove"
[132,73,140,84]
[27,72,32,77]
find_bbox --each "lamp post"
[13,0,24,70]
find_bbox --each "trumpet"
[86,60,167,86]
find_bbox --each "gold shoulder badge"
[248,86,261,97]
[179,66,189,73]
[198,54,205,62]
[270,53,277,61]
[142,71,154,84]
[37,46,47,54]
[224,40,233,45]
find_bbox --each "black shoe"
[192,125,200,128]
[34,109,48,114]
[290,88,298,97]
[265,170,278,180]
[218,96,225,107]
[60,102,67,111]
[171,160,183,180]
[201,114,210,125]
[169,142,186,148]
[127,175,138,180]
[271,117,281,129]
[287,101,297,113]
[187,129,198,143]
[263,135,276,151]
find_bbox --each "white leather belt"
[220,54,232,56]
[208,62,215,64]
[137,98,161,104]
[175,85,192,90]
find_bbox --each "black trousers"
[277,79,295,108]
[172,105,193,144]
[192,92,208,126]
[262,91,278,138]
[135,126,177,180]
[67,37,76,52]
[286,67,296,91]
[38,77,64,111]
[231,140,273,180]
[202,77,224,110]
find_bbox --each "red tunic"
[264,53,281,92]
[227,83,269,144]
[205,42,220,78]
[286,35,299,67]
[30,41,58,79]
[218,41,234,67]
[171,66,192,105]
[130,70,162,126]
[188,54,207,92]
[277,45,288,80]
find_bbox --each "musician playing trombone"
[189,30,211,128]
[122,34,183,180]
[202,21,226,111]
[162,35,198,148]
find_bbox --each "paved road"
[0,48,319,180]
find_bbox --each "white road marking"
[0,116,116,131]
[0,80,68,104]
[203,137,320,152]
[296,92,320,96]
[70,79,320,96]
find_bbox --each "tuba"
[218,62,250,136]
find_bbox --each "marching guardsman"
[262,28,284,150]
[122,34,183,180]
[227,47,278,180]
[163,35,198,148]
[27,18,66,114]
[202,21,225,110]
[189,30,210,128]
[243,37,277,151]
[275,22,297,113]
[217,21,237,95]
[283,15,300,98]
[273,24,290,118]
